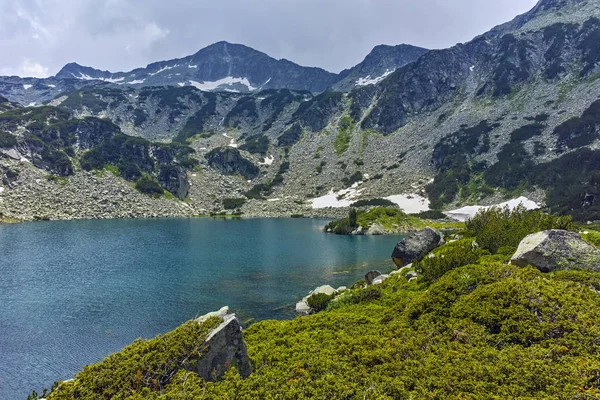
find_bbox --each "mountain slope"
[3,0,600,222]
[55,41,340,93]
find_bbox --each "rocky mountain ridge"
[0,41,428,107]
[3,0,600,222]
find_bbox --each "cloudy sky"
[0,0,539,78]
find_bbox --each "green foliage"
[509,123,545,142]
[341,171,363,187]
[135,176,164,197]
[581,229,600,247]
[133,109,148,127]
[244,159,290,199]
[554,99,600,150]
[0,131,17,148]
[47,318,222,400]
[278,123,303,147]
[427,121,499,208]
[174,93,217,143]
[224,97,258,128]
[222,198,247,210]
[466,206,576,253]
[350,198,396,208]
[60,91,108,114]
[412,210,447,220]
[414,239,490,282]
[306,293,334,312]
[334,115,354,155]
[239,135,269,155]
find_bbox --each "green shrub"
[307,293,334,312]
[413,210,447,219]
[0,131,17,148]
[239,135,269,155]
[222,198,247,210]
[135,176,164,196]
[47,318,222,400]
[334,115,354,155]
[341,171,363,187]
[414,239,489,282]
[350,198,396,207]
[466,206,576,253]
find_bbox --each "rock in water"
[391,227,445,268]
[194,307,253,380]
[511,230,600,272]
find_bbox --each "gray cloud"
[0,0,539,77]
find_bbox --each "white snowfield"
[385,194,430,214]
[127,79,145,84]
[311,183,365,209]
[258,155,274,166]
[355,69,395,86]
[189,77,256,92]
[23,84,32,90]
[72,73,124,83]
[445,196,540,222]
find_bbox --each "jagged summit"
[332,44,428,91]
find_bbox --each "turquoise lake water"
[0,217,401,399]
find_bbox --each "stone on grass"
[511,230,600,272]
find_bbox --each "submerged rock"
[391,227,445,268]
[194,307,253,381]
[511,230,600,272]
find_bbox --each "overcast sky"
[0,0,539,78]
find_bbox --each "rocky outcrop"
[511,230,600,272]
[206,147,259,180]
[392,227,445,268]
[194,307,253,381]
[295,285,341,315]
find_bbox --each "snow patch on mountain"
[23,84,32,90]
[128,79,145,84]
[72,73,125,83]
[189,77,257,92]
[356,69,395,86]
[385,194,430,214]
[445,197,540,222]
[311,183,365,209]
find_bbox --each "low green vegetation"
[43,209,600,400]
[0,131,17,148]
[135,176,164,197]
[239,135,269,155]
[306,293,334,312]
[244,160,290,199]
[222,198,247,210]
[350,198,396,207]
[334,115,354,155]
[46,317,222,400]
[325,207,461,234]
[465,206,575,253]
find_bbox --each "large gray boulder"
[194,307,253,381]
[364,270,382,285]
[391,227,445,268]
[511,230,600,272]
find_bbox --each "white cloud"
[0,58,49,78]
[20,59,49,77]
